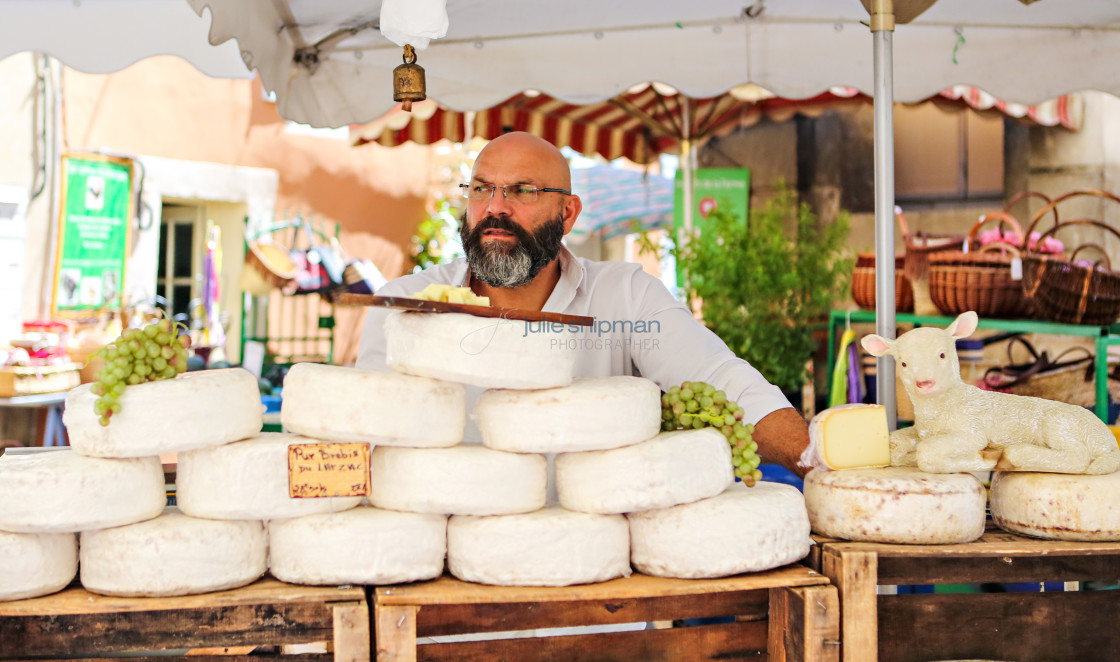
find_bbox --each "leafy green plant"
[410,195,464,271]
[643,185,853,393]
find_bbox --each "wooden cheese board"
[334,293,596,327]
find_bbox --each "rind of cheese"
[447,506,630,586]
[0,531,78,601]
[0,451,165,534]
[412,283,490,306]
[474,376,662,453]
[281,362,466,447]
[64,368,262,458]
[369,445,546,515]
[991,471,1120,541]
[176,433,363,520]
[556,428,734,514]
[804,467,986,544]
[629,482,812,579]
[385,311,576,390]
[269,506,447,585]
[80,509,266,597]
[805,404,890,470]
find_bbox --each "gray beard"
[469,243,535,288]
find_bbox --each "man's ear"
[562,194,582,235]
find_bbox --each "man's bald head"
[472,131,572,190]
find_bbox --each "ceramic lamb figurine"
[861,311,1120,475]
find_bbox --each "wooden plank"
[413,590,770,637]
[876,552,1120,585]
[824,528,1120,560]
[0,578,363,616]
[376,565,827,606]
[332,601,372,662]
[768,585,840,662]
[822,549,877,662]
[0,599,339,657]
[416,620,768,662]
[877,591,1120,662]
[376,604,419,662]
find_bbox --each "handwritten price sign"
[287,442,371,498]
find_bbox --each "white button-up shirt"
[357,246,792,441]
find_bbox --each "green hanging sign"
[52,154,133,315]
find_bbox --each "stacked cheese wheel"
[0,368,264,601]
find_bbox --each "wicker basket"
[928,212,1036,319]
[851,253,913,312]
[1022,219,1120,326]
[980,338,1120,407]
[897,207,967,316]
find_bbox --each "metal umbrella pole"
[871,0,898,429]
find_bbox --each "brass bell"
[393,44,426,112]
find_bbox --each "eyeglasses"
[459,183,571,204]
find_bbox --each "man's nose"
[484,187,515,216]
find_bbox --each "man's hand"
[752,407,812,478]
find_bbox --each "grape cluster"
[661,381,763,486]
[90,319,191,426]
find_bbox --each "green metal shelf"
[828,309,1120,423]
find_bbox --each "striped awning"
[567,165,674,244]
[351,84,1081,165]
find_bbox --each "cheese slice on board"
[803,404,890,470]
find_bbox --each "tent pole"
[871,0,898,429]
[682,99,694,234]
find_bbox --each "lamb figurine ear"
[861,334,894,357]
[946,311,979,339]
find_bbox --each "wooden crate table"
[0,577,370,660]
[815,527,1120,662]
[373,564,838,662]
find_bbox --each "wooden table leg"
[333,601,371,662]
[376,604,419,662]
[769,584,840,662]
[822,549,878,662]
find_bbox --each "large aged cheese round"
[555,428,733,514]
[629,482,811,578]
[0,531,77,601]
[804,467,986,544]
[369,445,546,515]
[0,451,165,533]
[80,509,266,597]
[991,471,1120,541]
[474,376,662,453]
[269,506,447,585]
[64,368,262,457]
[176,433,363,520]
[385,311,576,389]
[281,362,466,447]
[447,507,630,586]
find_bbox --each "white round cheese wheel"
[80,508,266,597]
[0,451,165,533]
[804,467,986,544]
[269,506,447,585]
[556,428,733,514]
[629,482,811,579]
[281,362,466,447]
[176,433,363,520]
[0,531,77,601]
[64,368,262,458]
[448,506,630,586]
[991,471,1120,541]
[475,376,662,453]
[385,311,576,389]
[369,445,546,515]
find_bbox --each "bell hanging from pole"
[393,44,426,112]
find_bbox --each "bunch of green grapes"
[90,319,191,426]
[661,381,763,486]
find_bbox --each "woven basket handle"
[966,212,1024,252]
[977,241,1022,258]
[1069,243,1113,271]
[1005,191,1056,232]
[1028,218,1120,258]
[894,206,911,242]
[1023,189,1120,248]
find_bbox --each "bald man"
[356,132,812,476]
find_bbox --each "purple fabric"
[847,342,863,404]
